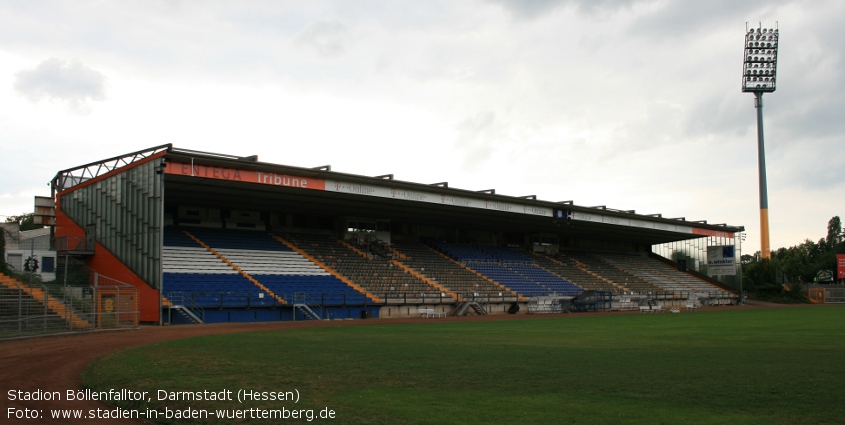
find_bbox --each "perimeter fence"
[0,263,139,340]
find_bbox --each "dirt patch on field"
[1,305,767,424]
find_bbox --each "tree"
[827,216,842,248]
[742,258,781,297]
[4,213,43,232]
[776,239,822,282]
[740,216,845,302]
[0,229,6,273]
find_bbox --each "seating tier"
[425,241,582,297]
[163,227,366,307]
[283,234,446,299]
[391,240,516,298]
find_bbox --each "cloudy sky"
[1,0,842,254]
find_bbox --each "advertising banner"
[166,162,326,191]
[707,245,736,276]
[838,254,845,280]
[165,160,739,235]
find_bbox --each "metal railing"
[163,292,205,324]
[0,285,74,338]
[0,272,139,340]
[54,236,94,253]
[825,288,845,303]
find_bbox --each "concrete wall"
[4,248,57,282]
[378,302,526,318]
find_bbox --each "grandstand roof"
[51,144,743,246]
[159,146,743,246]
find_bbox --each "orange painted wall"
[55,202,161,322]
[85,241,160,322]
[53,197,85,240]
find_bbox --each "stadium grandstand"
[18,144,744,325]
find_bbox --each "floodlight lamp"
[742,26,779,93]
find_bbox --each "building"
[2,225,57,282]
[41,144,744,323]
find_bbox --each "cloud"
[14,58,107,113]
[454,111,511,170]
[487,0,568,18]
[488,0,639,19]
[0,0,840,252]
[295,20,352,56]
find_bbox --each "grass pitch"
[83,306,845,424]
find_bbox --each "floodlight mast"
[742,23,779,259]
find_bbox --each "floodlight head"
[742,24,779,92]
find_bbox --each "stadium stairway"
[426,241,581,298]
[272,235,384,303]
[505,263,582,296]
[384,244,409,260]
[0,273,92,329]
[161,291,204,324]
[471,302,487,315]
[389,259,464,302]
[391,240,522,300]
[163,227,274,311]
[564,252,665,294]
[168,301,204,324]
[281,234,453,302]
[458,264,526,300]
[454,301,488,316]
[532,253,624,294]
[183,230,287,305]
[295,302,323,321]
[339,240,370,259]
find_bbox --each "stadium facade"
[37,145,743,323]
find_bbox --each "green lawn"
[83,306,845,424]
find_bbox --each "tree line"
[742,216,843,301]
